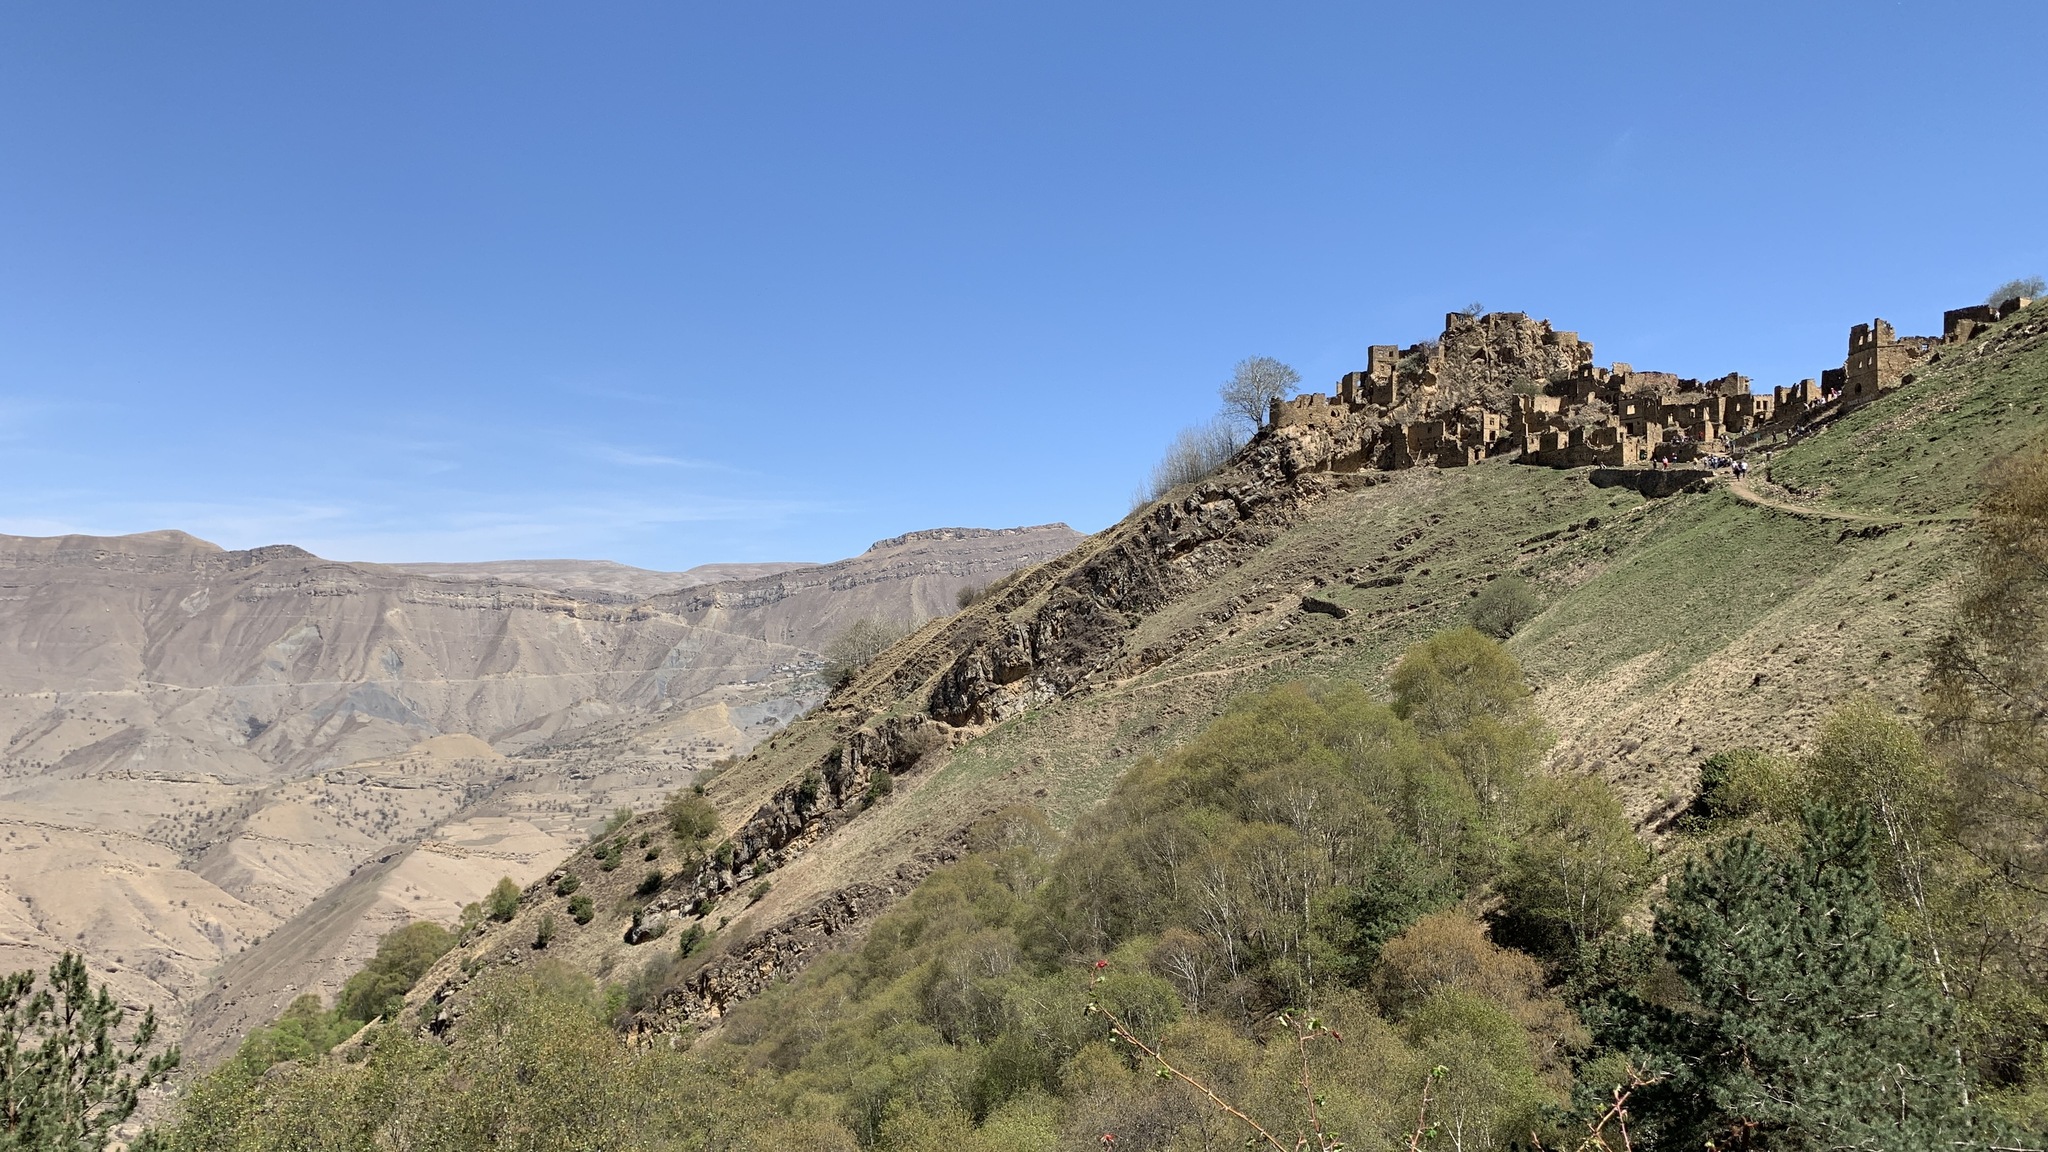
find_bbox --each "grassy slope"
[744,312,2046,925]
[439,306,2048,1003]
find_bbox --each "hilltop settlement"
[1270,293,2036,473]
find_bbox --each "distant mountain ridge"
[382,558,817,604]
[654,523,1084,646]
[0,522,1081,1064]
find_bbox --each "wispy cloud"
[580,442,719,469]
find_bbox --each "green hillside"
[393,301,2048,1043]
[126,300,2048,1149]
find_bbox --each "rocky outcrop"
[927,429,1344,728]
[1589,467,1715,498]
[639,872,940,1033]
[1429,311,1600,414]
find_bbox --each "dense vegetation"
[39,441,2048,1149]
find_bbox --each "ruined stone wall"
[1843,318,1936,410]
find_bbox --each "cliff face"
[1427,310,1599,413]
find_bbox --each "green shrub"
[676,923,707,958]
[637,870,666,897]
[568,893,595,925]
[664,791,719,846]
[795,771,825,812]
[594,807,631,840]
[713,839,735,871]
[1469,574,1541,638]
[336,921,455,1024]
[553,873,581,897]
[1697,747,1801,821]
[747,880,772,905]
[863,769,894,808]
[485,877,522,923]
[624,951,679,1014]
[534,913,556,950]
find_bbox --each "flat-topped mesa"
[1269,296,2037,477]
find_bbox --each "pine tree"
[1619,808,2004,1149]
[1,952,179,1150]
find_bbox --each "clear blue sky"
[2,3,2042,568]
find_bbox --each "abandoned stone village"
[1270,292,2038,475]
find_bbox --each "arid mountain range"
[0,523,1080,1062]
[383,559,815,604]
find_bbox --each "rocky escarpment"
[1423,310,1605,414]
[407,316,1608,1037]
[0,530,316,575]
[409,344,1456,1032]
[419,709,960,1032]
[926,448,1338,727]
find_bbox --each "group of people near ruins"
[1649,453,1750,478]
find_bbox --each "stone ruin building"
[1268,292,2036,476]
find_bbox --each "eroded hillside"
[0,523,1078,1064]
[413,301,2048,1045]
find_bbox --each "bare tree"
[1137,418,1244,505]
[1986,276,2045,307]
[821,617,909,685]
[1218,356,1300,433]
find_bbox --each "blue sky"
[2,2,2042,568]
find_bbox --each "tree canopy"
[1,952,178,1151]
[1218,356,1300,432]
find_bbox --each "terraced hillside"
[412,302,2048,1041]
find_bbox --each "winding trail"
[1725,477,1971,527]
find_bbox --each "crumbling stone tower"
[1841,318,1934,409]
